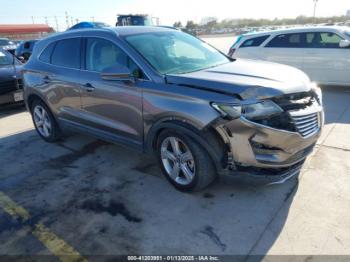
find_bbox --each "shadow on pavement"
[0,103,26,119]
[320,85,350,125]
[0,129,297,256]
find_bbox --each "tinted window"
[241,35,270,48]
[0,50,11,65]
[266,33,304,48]
[0,39,10,46]
[305,32,344,48]
[51,38,81,69]
[85,38,144,78]
[39,42,56,63]
[24,42,31,49]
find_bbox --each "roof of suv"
[36,26,177,46]
[241,26,350,38]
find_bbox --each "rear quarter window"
[39,42,56,63]
[240,35,270,48]
[51,38,81,69]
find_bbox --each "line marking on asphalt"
[0,191,87,262]
[0,192,30,221]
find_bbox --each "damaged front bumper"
[215,104,323,184]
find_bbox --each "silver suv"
[23,27,324,191]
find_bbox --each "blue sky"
[0,0,349,31]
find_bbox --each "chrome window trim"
[81,36,151,81]
[37,35,152,81]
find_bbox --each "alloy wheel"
[160,137,196,185]
[33,105,52,138]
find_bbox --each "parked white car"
[228,26,350,86]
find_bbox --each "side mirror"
[100,64,134,82]
[339,40,350,48]
[18,56,25,62]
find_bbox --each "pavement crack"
[320,144,350,152]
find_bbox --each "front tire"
[156,130,217,192]
[31,100,61,142]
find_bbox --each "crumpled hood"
[166,59,312,100]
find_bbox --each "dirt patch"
[200,226,227,251]
[203,193,215,199]
[47,140,109,168]
[80,200,142,223]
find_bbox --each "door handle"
[83,83,95,92]
[43,75,51,83]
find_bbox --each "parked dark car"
[0,48,23,105]
[116,14,153,26]
[15,40,38,61]
[23,27,324,191]
[0,38,17,55]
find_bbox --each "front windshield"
[125,31,230,74]
[0,51,11,65]
[345,31,350,39]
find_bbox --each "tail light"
[228,47,236,57]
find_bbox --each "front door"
[262,33,306,70]
[302,32,350,85]
[79,37,145,148]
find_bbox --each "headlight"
[211,100,283,120]
[211,103,241,119]
[311,83,322,105]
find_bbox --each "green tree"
[173,21,182,28]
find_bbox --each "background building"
[0,24,54,40]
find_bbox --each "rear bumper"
[0,90,24,105]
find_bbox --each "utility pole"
[313,0,319,20]
[54,16,59,32]
[65,11,70,29]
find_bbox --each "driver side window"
[85,38,145,79]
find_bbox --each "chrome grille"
[291,112,320,137]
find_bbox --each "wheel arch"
[27,93,46,111]
[145,119,228,175]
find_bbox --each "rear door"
[78,37,145,148]
[39,38,83,124]
[261,33,306,70]
[302,31,349,85]
[234,35,270,60]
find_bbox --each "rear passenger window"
[266,33,304,48]
[51,38,81,69]
[39,42,56,63]
[241,35,270,48]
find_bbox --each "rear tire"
[31,100,62,143]
[156,130,217,192]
